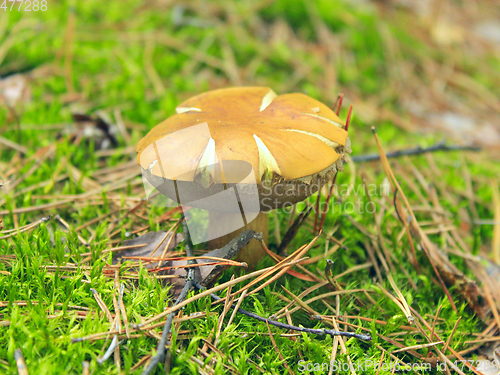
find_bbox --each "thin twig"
[351,142,480,163]
[195,282,371,341]
[277,205,313,255]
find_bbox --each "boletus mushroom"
[137,87,351,268]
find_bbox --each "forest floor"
[1,0,500,374]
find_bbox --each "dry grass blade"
[259,240,317,281]
[130,355,151,373]
[226,289,247,328]
[8,145,55,191]
[72,313,210,343]
[265,320,296,375]
[331,317,357,375]
[442,317,461,355]
[414,320,467,375]
[118,283,130,339]
[0,199,75,216]
[138,258,307,327]
[283,308,297,342]
[278,289,368,318]
[124,255,244,266]
[429,304,443,343]
[0,135,28,154]
[112,274,122,370]
[465,336,500,344]
[328,334,339,375]
[391,341,444,354]
[377,333,425,360]
[148,260,246,272]
[0,216,50,239]
[335,315,417,332]
[55,214,88,245]
[281,286,318,316]
[481,280,500,333]
[386,274,413,324]
[372,127,458,312]
[90,288,113,322]
[155,220,181,268]
[409,307,480,375]
[374,352,384,375]
[301,239,342,265]
[79,244,147,257]
[232,235,319,299]
[214,275,235,346]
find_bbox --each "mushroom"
[137,87,351,268]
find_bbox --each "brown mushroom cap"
[137,87,351,211]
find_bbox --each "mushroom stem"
[208,211,268,270]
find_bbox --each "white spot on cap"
[176,107,201,114]
[283,129,340,149]
[148,160,158,170]
[198,138,216,170]
[259,89,277,112]
[253,134,281,179]
[302,113,344,128]
[195,138,217,187]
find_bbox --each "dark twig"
[393,188,405,225]
[141,214,196,375]
[278,205,313,256]
[194,282,371,341]
[351,142,480,163]
[333,93,344,116]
